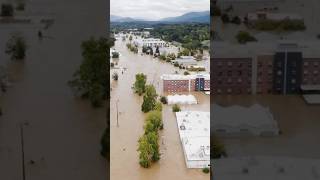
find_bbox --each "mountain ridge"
[111,11,209,23]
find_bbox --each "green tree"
[172,104,181,112]
[100,128,109,159]
[141,85,157,113]
[212,136,227,159]
[5,35,27,60]
[154,102,162,111]
[138,131,160,168]
[144,110,163,134]
[236,31,257,44]
[133,73,146,95]
[68,37,110,107]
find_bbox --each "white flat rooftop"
[167,94,197,105]
[302,95,320,104]
[161,73,210,81]
[175,111,210,168]
[212,104,277,128]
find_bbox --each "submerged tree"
[133,73,146,95]
[68,37,110,107]
[100,128,109,159]
[5,35,27,60]
[141,85,157,113]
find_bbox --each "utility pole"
[116,99,119,127]
[20,123,26,180]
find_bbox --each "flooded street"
[110,39,210,180]
[0,0,107,179]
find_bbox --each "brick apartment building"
[212,42,320,95]
[161,74,210,93]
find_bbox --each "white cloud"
[110,0,210,20]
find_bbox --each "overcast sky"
[110,0,209,20]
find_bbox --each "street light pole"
[116,99,119,127]
[20,123,26,180]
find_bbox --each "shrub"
[167,53,176,60]
[160,96,167,104]
[221,14,230,23]
[172,104,181,112]
[16,2,25,11]
[236,31,257,44]
[112,72,118,81]
[202,167,210,174]
[112,52,119,58]
[1,3,14,17]
[174,62,179,67]
[5,35,27,60]
[184,71,190,75]
[159,54,166,60]
[231,16,241,25]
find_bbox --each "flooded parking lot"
[110,39,210,179]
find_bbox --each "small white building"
[134,38,169,47]
[212,104,279,136]
[167,94,197,105]
[176,111,210,168]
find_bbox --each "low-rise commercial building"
[212,104,279,136]
[212,42,320,95]
[161,74,210,92]
[176,111,210,168]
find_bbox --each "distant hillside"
[160,11,210,23]
[111,11,210,23]
[110,15,142,22]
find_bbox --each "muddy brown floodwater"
[110,39,210,180]
[0,0,108,179]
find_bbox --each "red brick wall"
[302,58,320,85]
[212,58,252,94]
[256,55,273,94]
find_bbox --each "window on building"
[304,62,309,66]
[291,79,296,84]
[277,62,282,67]
[228,62,233,66]
[277,70,282,76]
